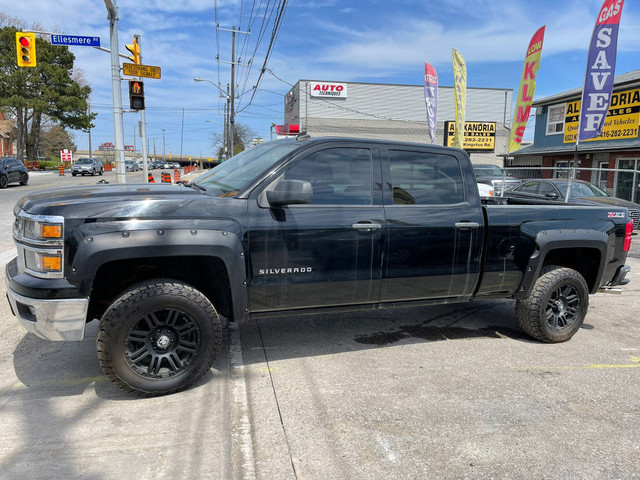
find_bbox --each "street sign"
[51,35,100,47]
[123,62,161,79]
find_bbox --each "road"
[1,170,639,479]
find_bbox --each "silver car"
[71,158,103,176]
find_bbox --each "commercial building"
[510,69,640,203]
[282,80,513,165]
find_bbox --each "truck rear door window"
[388,150,464,205]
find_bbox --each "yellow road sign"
[123,62,161,79]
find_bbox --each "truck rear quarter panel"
[476,204,624,299]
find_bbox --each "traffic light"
[125,36,141,65]
[16,32,36,67]
[129,80,145,110]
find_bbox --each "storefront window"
[615,159,639,203]
[546,104,566,135]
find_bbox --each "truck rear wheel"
[516,265,589,343]
[97,279,222,397]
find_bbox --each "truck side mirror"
[266,179,313,206]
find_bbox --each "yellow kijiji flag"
[509,26,545,153]
[452,49,466,149]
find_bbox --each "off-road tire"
[97,279,222,397]
[516,265,589,343]
[19,172,28,185]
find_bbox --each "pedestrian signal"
[16,32,36,67]
[129,80,145,110]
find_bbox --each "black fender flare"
[69,228,248,322]
[513,228,610,299]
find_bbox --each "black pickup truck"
[5,137,633,396]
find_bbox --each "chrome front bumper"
[5,278,89,341]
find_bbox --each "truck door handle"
[455,221,480,229]
[352,222,382,231]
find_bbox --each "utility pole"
[224,83,232,160]
[104,0,126,183]
[217,26,249,158]
[161,129,166,158]
[230,26,235,157]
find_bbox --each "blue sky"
[2,0,640,157]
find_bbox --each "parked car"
[150,160,163,170]
[71,157,103,176]
[505,179,640,229]
[125,160,140,172]
[473,163,522,193]
[0,157,29,188]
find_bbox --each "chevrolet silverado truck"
[5,137,633,396]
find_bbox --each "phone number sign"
[563,87,640,143]
[444,121,496,151]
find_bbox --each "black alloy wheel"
[545,283,581,331]
[0,174,7,189]
[98,279,222,397]
[124,307,202,379]
[20,172,28,185]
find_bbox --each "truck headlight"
[23,247,63,275]
[22,217,64,242]
[13,211,65,279]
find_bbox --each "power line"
[237,0,288,114]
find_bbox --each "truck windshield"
[192,141,299,196]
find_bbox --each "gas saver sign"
[563,87,640,143]
[309,82,347,98]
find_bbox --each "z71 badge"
[608,212,625,218]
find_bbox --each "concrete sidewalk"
[239,257,640,480]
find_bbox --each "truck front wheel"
[516,265,589,343]
[97,279,222,397]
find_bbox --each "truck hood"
[16,183,236,220]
